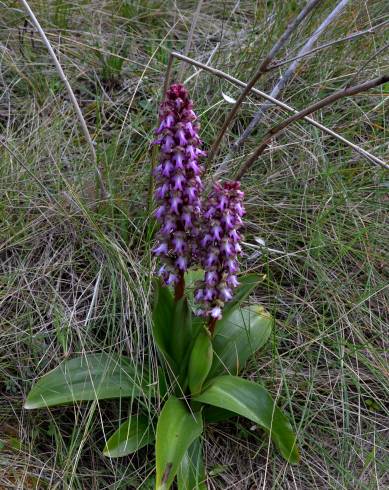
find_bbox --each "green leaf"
[194,376,299,464]
[223,274,263,317]
[203,406,236,423]
[177,437,206,490]
[103,414,154,458]
[188,328,213,395]
[184,269,204,304]
[24,353,145,409]
[156,397,203,490]
[209,305,272,377]
[171,297,193,367]
[152,280,177,370]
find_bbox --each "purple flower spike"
[195,181,245,319]
[152,83,205,286]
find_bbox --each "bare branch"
[171,51,387,170]
[266,19,389,72]
[208,0,321,163]
[19,0,108,199]
[235,0,351,149]
[178,0,204,80]
[235,74,389,180]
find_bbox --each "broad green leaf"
[188,328,213,395]
[104,414,154,457]
[222,274,263,317]
[171,297,192,367]
[203,406,236,423]
[152,280,177,371]
[177,437,207,490]
[24,353,144,409]
[156,397,203,490]
[209,305,272,377]
[194,376,299,464]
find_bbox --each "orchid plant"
[24,84,298,489]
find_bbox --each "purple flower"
[173,173,185,191]
[153,243,168,256]
[172,234,185,254]
[210,306,222,319]
[176,128,187,146]
[162,135,174,152]
[176,256,187,271]
[152,83,205,285]
[194,181,245,319]
[162,160,174,177]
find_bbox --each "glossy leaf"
[222,274,263,317]
[152,280,177,370]
[188,328,213,395]
[209,305,272,377]
[24,353,145,409]
[104,414,153,458]
[156,397,203,490]
[177,437,207,490]
[194,376,299,464]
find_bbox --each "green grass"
[1,1,388,488]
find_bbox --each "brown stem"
[235,73,389,181]
[208,317,218,336]
[174,273,185,302]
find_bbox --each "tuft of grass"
[1,1,388,488]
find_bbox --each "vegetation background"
[0,0,388,488]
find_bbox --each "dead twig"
[265,19,389,72]
[208,0,321,163]
[235,0,351,149]
[178,0,204,80]
[170,51,387,171]
[235,74,389,180]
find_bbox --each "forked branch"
[170,51,387,170]
[235,74,389,180]
[208,0,321,163]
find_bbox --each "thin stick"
[235,0,351,148]
[235,74,389,180]
[170,51,387,169]
[265,19,389,72]
[19,0,108,199]
[208,0,321,163]
[178,0,204,80]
